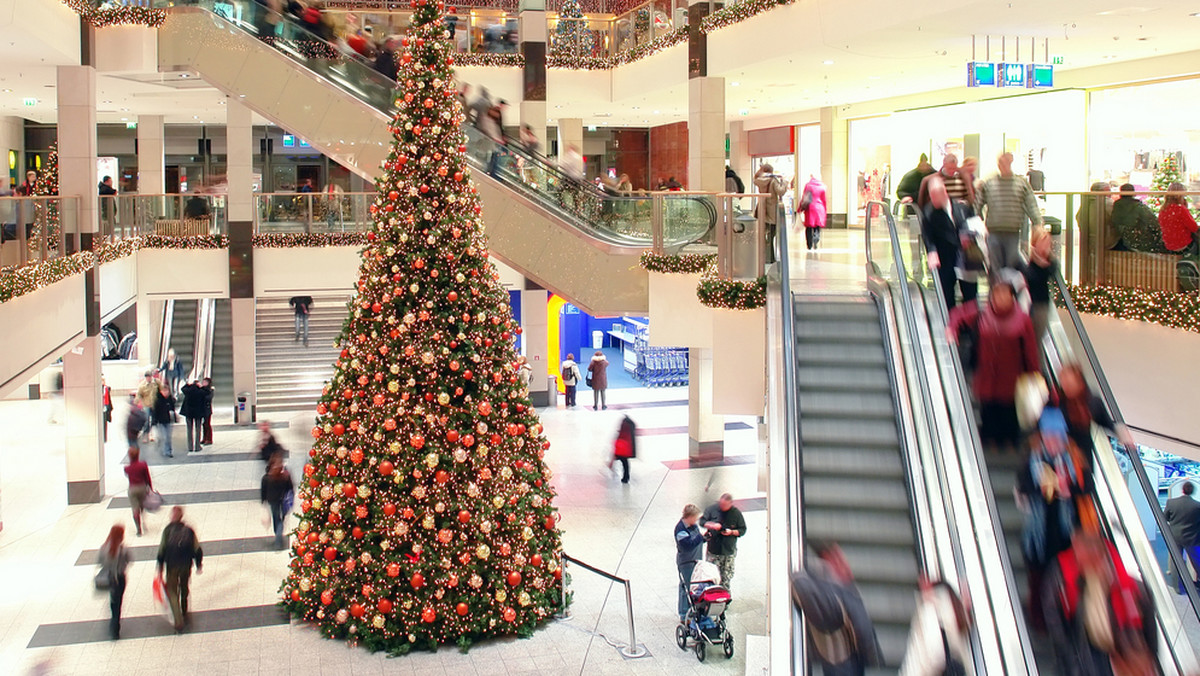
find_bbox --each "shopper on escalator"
[1165,481,1200,595]
[947,279,1039,450]
[1053,363,1137,464]
[1018,227,1056,352]
[790,541,882,676]
[922,175,975,310]
[896,153,934,208]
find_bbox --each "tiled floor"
[0,386,767,675]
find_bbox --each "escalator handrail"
[898,203,1039,674]
[1051,271,1200,632]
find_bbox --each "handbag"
[585,376,593,387]
[94,568,112,591]
[798,189,813,212]
[143,490,164,513]
[282,488,295,515]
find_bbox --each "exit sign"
[22,97,36,107]
[1051,54,1064,65]
[998,62,1026,87]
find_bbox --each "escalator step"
[799,391,894,420]
[803,477,909,511]
[797,366,891,393]
[793,300,878,321]
[801,417,899,449]
[803,446,904,479]
[796,320,882,343]
[834,543,919,584]
[804,508,915,547]
[857,582,919,625]
[796,342,887,368]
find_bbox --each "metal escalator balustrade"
[157,0,715,250]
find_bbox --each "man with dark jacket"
[180,380,206,453]
[790,541,882,676]
[674,503,706,622]
[1165,481,1200,594]
[157,507,203,632]
[922,174,977,310]
[289,295,313,346]
[261,456,295,549]
[896,153,934,205]
[152,383,176,458]
[199,377,214,446]
[724,165,745,194]
[701,493,748,590]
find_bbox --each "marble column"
[686,77,725,193]
[556,118,582,159]
[727,119,750,190]
[520,287,550,407]
[820,105,848,223]
[519,1,548,153]
[226,97,256,417]
[136,115,165,194]
[58,55,105,502]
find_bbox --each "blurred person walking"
[1019,228,1057,351]
[674,504,706,623]
[152,382,176,458]
[975,152,1043,275]
[790,541,883,676]
[587,350,608,410]
[258,420,286,463]
[180,379,206,453]
[797,174,828,251]
[159,348,185,398]
[896,154,935,206]
[608,415,636,483]
[922,174,976,310]
[137,370,160,439]
[261,455,295,549]
[97,525,131,640]
[290,295,313,346]
[1053,363,1136,463]
[157,507,203,632]
[1164,481,1200,595]
[899,578,972,676]
[917,153,973,209]
[124,447,153,536]
[125,394,147,451]
[725,165,745,193]
[947,279,1038,450]
[702,493,748,590]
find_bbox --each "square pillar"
[728,119,750,190]
[64,335,105,503]
[231,298,256,416]
[687,76,725,192]
[820,106,848,222]
[519,4,547,152]
[57,65,99,244]
[688,347,724,460]
[226,97,254,223]
[520,288,550,407]
[556,118,583,159]
[521,101,548,157]
[136,115,165,194]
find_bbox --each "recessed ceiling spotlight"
[822,59,834,65]
[653,110,661,114]
[120,117,127,121]
[1,88,10,93]
[180,73,189,78]
[731,81,740,87]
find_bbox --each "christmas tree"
[551,0,593,59]
[280,0,565,653]
[31,142,60,253]
[1149,154,1182,212]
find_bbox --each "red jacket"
[949,301,1038,403]
[1158,202,1198,252]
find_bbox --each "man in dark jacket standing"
[896,153,934,205]
[180,380,206,453]
[1165,481,1200,594]
[157,506,203,632]
[261,456,295,549]
[701,493,747,589]
[922,175,977,310]
[289,295,313,346]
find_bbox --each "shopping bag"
[152,576,173,623]
[143,490,164,513]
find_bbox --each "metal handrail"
[1051,270,1200,672]
[899,203,1039,674]
[157,299,175,371]
[557,553,646,658]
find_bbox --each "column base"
[529,390,551,407]
[688,438,725,465]
[67,479,103,505]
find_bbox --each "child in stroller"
[675,559,734,661]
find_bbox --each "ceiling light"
[731,81,740,87]
[180,73,190,78]
[120,117,127,121]
[1191,11,1200,16]
[653,110,661,114]
[1,88,10,93]
[822,59,834,65]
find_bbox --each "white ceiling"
[0,0,1198,129]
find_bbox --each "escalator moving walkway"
[794,296,920,673]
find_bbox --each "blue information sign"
[1028,64,1054,88]
[967,62,996,87]
[999,62,1026,87]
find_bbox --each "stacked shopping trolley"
[633,325,689,387]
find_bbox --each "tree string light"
[62,0,167,28]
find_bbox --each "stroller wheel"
[675,623,687,650]
[694,639,706,662]
[1178,260,1200,292]
[723,634,735,658]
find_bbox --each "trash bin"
[546,376,558,407]
[732,213,760,279]
[592,330,604,350]
[235,392,255,425]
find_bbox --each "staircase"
[794,297,919,674]
[255,296,348,415]
[209,300,235,410]
[168,300,198,371]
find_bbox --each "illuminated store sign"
[967,62,1053,89]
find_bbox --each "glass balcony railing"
[0,196,81,269]
[98,194,226,240]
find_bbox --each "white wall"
[1077,312,1200,461]
[0,116,23,187]
[253,246,361,297]
[99,255,138,322]
[136,249,229,298]
[0,275,86,399]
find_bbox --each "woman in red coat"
[1158,182,1198,254]
[948,280,1039,449]
[609,416,637,484]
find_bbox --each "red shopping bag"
[152,576,173,624]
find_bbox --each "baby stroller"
[675,560,734,661]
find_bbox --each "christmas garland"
[696,273,767,310]
[141,234,229,249]
[253,232,370,248]
[63,0,167,28]
[0,251,94,304]
[611,26,687,66]
[639,251,715,274]
[95,238,139,265]
[1061,284,1200,334]
[455,53,524,68]
[700,0,794,34]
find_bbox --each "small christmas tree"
[1149,154,1182,212]
[551,0,593,59]
[281,0,565,654]
[31,142,60,252]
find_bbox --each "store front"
[1089,78,1200,190]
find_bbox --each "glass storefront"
[1089,79,1200,190]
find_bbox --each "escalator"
[165,299,198,369]
[156,2,716,316]
[208,299,234,410]
[893,203,1200,675]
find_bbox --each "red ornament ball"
[411,435,426,449]
[447,291,458,301]
[545,515,557,530]
[421,607,437,623]
[350,603,365,618]
[379,460,394,476]
[411,572,425,589]
[456,602,469,616]
[383,503,396,516]
[324,547,338,561]
[332,423,346,436]
[321,590,333,605]
[457,510,471,523]
[506,571,522,586]
[386,563,400,577]
[531,554,543,567]
[435,470,450,484]
[503,607,517,622]
[378,598,393,613]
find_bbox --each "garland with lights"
[253,232,371,248]
[95,238,139,265]
[696,273,767,310]
[1059,284,1200,334]
[141,234,229,249]
[639,251,715,275]
[280,0,564,654]
[0,251,94,304]
[454,53,524,68]
[700,0,794,34]
[62,0,167,28]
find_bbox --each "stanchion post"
[618,581,646,658]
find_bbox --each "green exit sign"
[22,97,36,107]
[1051,55,1064,65]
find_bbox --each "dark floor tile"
[661,455,756,470]
[27,604,289,648]
[76,536,278,566]
[108,488,259,510]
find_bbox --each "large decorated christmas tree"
[551,0,593,59]
[32,142,60,252]
[1148,154,1182,212]
[281,0,565,652]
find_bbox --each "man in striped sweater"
[976,152,1043,278]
